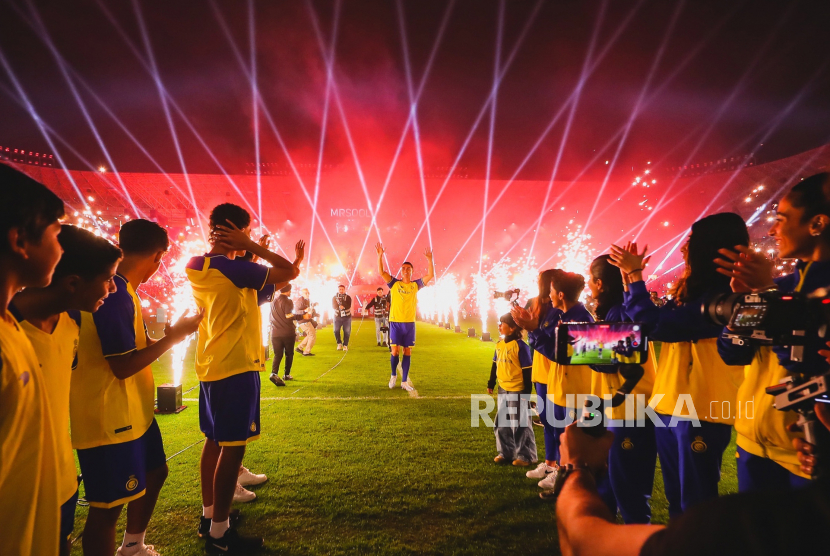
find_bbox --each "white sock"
[209,518,230,539]
[121,531,145,555]
[203,505,213,519]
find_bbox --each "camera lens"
[702,292,742,326]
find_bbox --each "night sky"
[2,0,830,179]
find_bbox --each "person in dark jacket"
[269,284,307,386]
[365,287,390,347]
[332,285,352,351]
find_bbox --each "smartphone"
[555,322,648,365]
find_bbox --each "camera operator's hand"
[713,245,775,292]
[609,242,650,282]
[164,308,205,342]
[559,422,614,476]
[511,306,537,331]
[788,401,830,476]
[214,220,256,252]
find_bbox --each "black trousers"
[271,335,296,376]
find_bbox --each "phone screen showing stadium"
[556,322,647,365]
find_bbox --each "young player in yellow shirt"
[0,163,64,556]
[11,224,122,556]
[375,242,434,391]
[187,204,302,553]
[73,219,203,556]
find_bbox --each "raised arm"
[214,221,302,285]
[422,248,435,286]
[376,242,392,283]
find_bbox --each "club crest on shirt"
[621,437,634,450]
[126,475,139,491]
[691,436,708,453]
[250,421,257,432]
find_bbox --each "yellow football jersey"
[388,277,424,322]
[493,338,533,392]
[71,274,155,448]
[530,349,553,384]
[546,360,594,407]
[649,338,744,424]
[735,346,806,478]
[0,312,60,556]
[590,347,656,421]
[18,311,80,504]
[186,254,275,381]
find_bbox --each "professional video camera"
[703,289,830,478]
[493,288,521,307]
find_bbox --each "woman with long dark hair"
[588,254,657,524]
[512,269,594,492]
[609,212,748,517]
[521,269,558,481]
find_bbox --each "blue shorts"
[200,371,261,446]
[60,488,79,541]
[389,322,416,347]
[77,419,166,509]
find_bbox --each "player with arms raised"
[375,243,434,391]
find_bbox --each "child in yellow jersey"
[375,242,435,392]
[189,204,302,553]
[488,313,536,466]
[11,224,122,556]
[73,220,202,556]
[0,164,64,556]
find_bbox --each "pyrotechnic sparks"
[418,274,462,326]
[167,238,207,386]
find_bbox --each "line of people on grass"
[485,172,830,555]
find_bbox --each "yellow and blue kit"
[0,311,60,556]
[590,303,658,524]
[528,303,594,463]
[11,304,81,540]
[488,334,536,462]
[187,254,275,445]
[626,279,744,517]
[72,273,166,508]
[718,260,830,491]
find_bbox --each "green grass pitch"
[71,318,737,555]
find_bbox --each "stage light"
[98,166,106,173]
[87,196,95,202]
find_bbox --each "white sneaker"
[337,344,343,350]
[402,381,415,392]
[116,544,160,556]
[238,466,267,487]
[388,375,397,389]
[526,462,556,480]
[233,482,257,503]
[537,465,561,489]
[343,346,349,351]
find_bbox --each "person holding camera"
[332,285,352,351]
[295,288,317,356]
[365,287,390,347]
[714,172,830,492]
[586,254,658,523]
[609,213,748,517]
[512,269,595,492]
[553,397,830,556]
